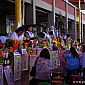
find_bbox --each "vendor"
[60,31,67,40]
[42,26,53,49]
[24,25,35,48]
[43,26,52,43]
[43,26,50,39]
[10,26,25,41]
[24,25,34,39]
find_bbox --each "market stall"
[0,25,80,85]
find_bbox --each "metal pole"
[82,13,83,41]
[74,8,77,40]
[32,0,36,24]
[66,2,68,33]
[78,0,81,42]
[52,0,55,26]
[15,0,22,28]
[22,0,25,25]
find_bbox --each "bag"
[30,66,36,76]
[30,56,39,77]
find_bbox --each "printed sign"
[50,51,57,68]
[4,66,14,85]
[14,52,21,81]
[22,54,28,71]
[0,65,3,85]
[21,49,28,71]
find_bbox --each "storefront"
[55,14,66,35]
[0,0,85,41]
[36,7,48,33]
[0,0,15,34]
[68,19,75,39]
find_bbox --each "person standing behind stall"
[24,26,35,48]
[24,25,34,39]
[60,31,67,40]
[43,26,52,45]
[10,26,25,41]
[43,26,50,39]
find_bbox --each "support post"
[48,0,55,27]
[22,0,25,25]
[74,8,77,40]
[15,0,22,28]
[81,13,83,41]
[32,0,36,24]
[52,0,55,26]
[78,0,81,42]
[66,2,68,33]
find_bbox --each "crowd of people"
[0,25,85,85]
[29,46,85,85]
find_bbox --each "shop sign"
[50,51,57,68]
[21,49,28,71]
[14,52,21,81]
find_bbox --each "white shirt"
[60,35,67,40]
[43,32,52,44]
[10,32,24,41]
[43,32,50,39]
[26,31,34,38]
